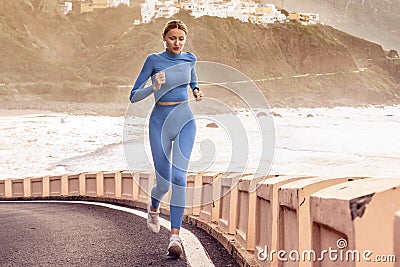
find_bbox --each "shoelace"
[149,211,159,222]
[169,234,182,244]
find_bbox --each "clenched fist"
[153,71,165,91]
[193,88,204,101]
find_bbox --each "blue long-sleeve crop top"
[129,50,198,103]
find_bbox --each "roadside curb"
[184,215,258,267]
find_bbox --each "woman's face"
[163,28,186,55]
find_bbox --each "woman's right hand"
[153,71,165,91]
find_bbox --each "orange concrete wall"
[137,171,155,203]
[199,172,222,223]
[103,171,117,197]
[235,174,267,251]
[84,172,98,196]
[30,177,43,196]
[278,177,365,267]
[255,176,308,267]
[11,179,24,197]
[311,178,400,267]
[49,175,62,196]
[0,180,5,197]
[218,173,245,234]
[185,172,202,216]
[120,171,135,199]
[67,174,80,196]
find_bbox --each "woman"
[129,20,204,258]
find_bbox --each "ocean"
[1,105,400,180]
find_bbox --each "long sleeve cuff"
[129,85,154,103]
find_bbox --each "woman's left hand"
[193,88,204,101]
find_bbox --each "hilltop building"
[249,3,287,24]
[140,0,289,25]
[138,0,319,26]
[60,0,130,14]
[288,12,319,25]
[141,0,179,23]
[60,1,73,15]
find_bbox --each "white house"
[276,13,286,22]
[232,11,249,22]
[206,3,229,18]
[252,3,286,24]
[191,3,208,18]
[300,13,319,24]
[226,0,251,22]
[180,1,196,11]
[107,0,130,7]
[62,1,73,14]
[141,0,156,23]
[231,0,241,8]
[242,2,257,14]
[155,5,179,18]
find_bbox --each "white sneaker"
[167,234,183,258]
[147,201,160,233]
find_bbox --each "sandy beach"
[0,100,130,117]
[0,109,58,117]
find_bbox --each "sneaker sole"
[147,225,160,233]
[167,245,182,258]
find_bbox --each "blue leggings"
[149,102,196,230]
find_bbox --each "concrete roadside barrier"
[186,172,203,216]
[255,175,311,267]
[199,172,222,223]
[103,171,121,198]
[136,171,155,205]
[235,174,268,251]
[49,175,62,196]
[0,179,5,197]
[67,174,80,196]
[29,176,46,197]
[83,172,101,197]
[120,170,138,200]
[11,178,24,197]
[218,172,250,234]
[311,178,400,267]
[2,171,398,267]
[278,177,366,267]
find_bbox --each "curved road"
[0,202,238,267]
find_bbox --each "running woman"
[129,20,204,258]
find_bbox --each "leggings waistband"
[156,101,186,106]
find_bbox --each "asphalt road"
[0,202,238,267]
